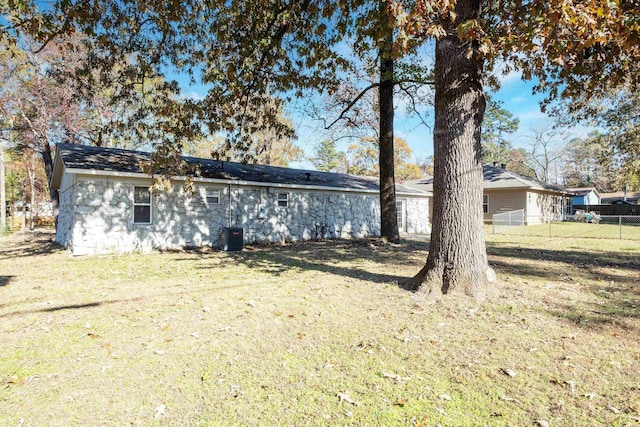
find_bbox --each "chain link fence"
[490,214,640,240]
[492,209,525,234]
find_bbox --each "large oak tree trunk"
[379,0,399,243]
[410,0,492,297]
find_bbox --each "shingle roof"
[51,143,428,195]
[600,191,640,204]
[566,187,598,197]
[404,164,568,193]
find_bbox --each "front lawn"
[1,231,639,426]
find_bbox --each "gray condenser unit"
[219,227,243,251]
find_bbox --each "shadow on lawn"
[199,238,640,327]
[487,242,640,285]
[487,242,640,328]
[0,282,256,319]
[0,230,63,260]
[180,238,431,290]
[3,234,638,327]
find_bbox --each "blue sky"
[286,71,596,170]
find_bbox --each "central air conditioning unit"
[219,227,243,251]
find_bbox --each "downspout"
[227,183,232,228]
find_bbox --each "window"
[277,192,288,207]
[552,196,561,214]
[483,194,489,214]
[133,186,152,224]
[396,200,406,232]
[206,189,220,205]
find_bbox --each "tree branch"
[325,83,380,130]
[394,78,434,86]
[33,15,71,54]
[398,81,432,131]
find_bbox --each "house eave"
[65,167,431,197]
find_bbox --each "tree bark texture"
[41,140,60,211]
[378,0,399,242]
[411,0,491,297]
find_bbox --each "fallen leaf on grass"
[500,368,517,377]
[500,395,520,403]
[607,405,622,414]
[5,376,25,387]
[393,398,406,407]
[438,394,452,401]
[382,371,410,383]
[337,392,360,406]
[535,420,549,427]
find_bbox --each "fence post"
[619,215,622,240]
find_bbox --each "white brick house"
[50,144,431,255]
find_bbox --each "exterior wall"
[572,191,600,206]
[403,197,431,234]
[55,172,76,248]
[483,189,526,222]
[62,172,430,255]
[483,189,566,224]
[526,190,566,224]
[232,185,383,242]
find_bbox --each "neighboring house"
[405,164,571,224]
[12,201,55,217]
[600,191,640,205]
[50,144,431,255]
[566,187,601,208]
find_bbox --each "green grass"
[489,221,640,241]
[1,231,639,426]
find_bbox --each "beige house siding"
[526,190,566,224]
[483,189,567,224]
[483,190,526,222]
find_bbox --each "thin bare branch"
[398,81,431,130]
[325,83,380,130]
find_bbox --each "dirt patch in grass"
[1,231,639,426]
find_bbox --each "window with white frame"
[552,196,561,214]
[483,194,489,214]
[133,186,152,224]
[396,199,406,232]
[206,188,220,205]
[277,192,288,207]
